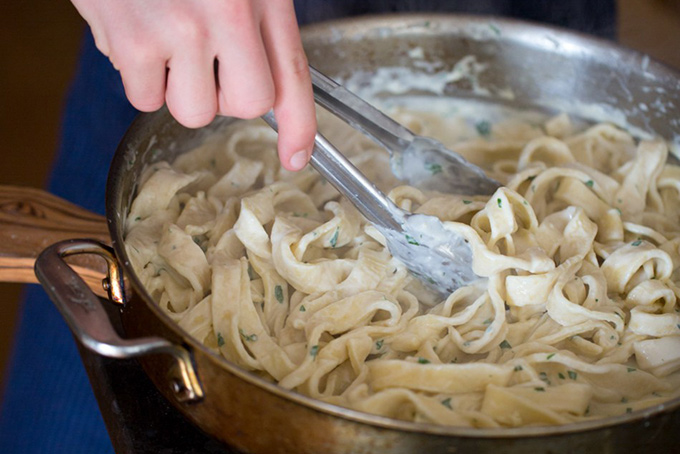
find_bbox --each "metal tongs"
[262,66,500,298]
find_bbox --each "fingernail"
[289,149,309,171]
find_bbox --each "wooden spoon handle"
[0,185,110,294]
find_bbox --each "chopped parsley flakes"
[239,330,258,342]
[329,228,339,248]
[274,284,284,303]
[425,162,443,175]
[476,120,492,137]
[405,234,420,246]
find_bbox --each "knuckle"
[170,106,217,129]
[224,99,273,120]
[221,0,255,24]
[221,89,275,120]
[130,95,164,113]
[109,36,161,69]
[166,12,208,47]
[287,51,310,81]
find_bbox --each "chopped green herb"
[585,180,594,188]
[499,340,512,349]
[547,353,556,360]
[488,23,501,36]
[134,216,141,222]
[482,318,493,325]
[567,370,578,380]
[463,200,473,205]
[615,208,622,215]
[627,367,636,373]
[299,305,306,312]
[274,285,284,303]
[247,264,257,280]
[405,234,420,246]
[417,357,431,364]
[497,198,502,208]
[375,339,384,350]
[425,162,443,175]
[476,120,492,136]
[329,228,339,248]
[310,345,319,357]
[558,372,565,379]
[631,239,642,246]
[239,330,258,342]
[441,397,453,409]
[534,387,545,392]
[621,397,628,403]
[217,332,225,347]
[514,365,523,372]
[626,407,633,414]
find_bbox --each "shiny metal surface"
[34,239,203,402]
[99,14,680,453]
[310,66,501,195]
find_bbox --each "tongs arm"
[309,66,415,156]
[261,111,403,233]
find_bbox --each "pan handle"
[0,184,110,295]
[34,239,204,403]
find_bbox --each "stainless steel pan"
[4,14,680,454]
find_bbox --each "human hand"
[70,0,316,171]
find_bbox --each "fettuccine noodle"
[125,106,680,428]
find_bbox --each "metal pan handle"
[34,239,204,403]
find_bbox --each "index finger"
[259,1,316,172]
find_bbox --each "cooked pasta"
[124,105,680,428]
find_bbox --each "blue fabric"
[0,3,615,452]
[0,31,137,454]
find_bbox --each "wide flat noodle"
[125,108,680,428]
